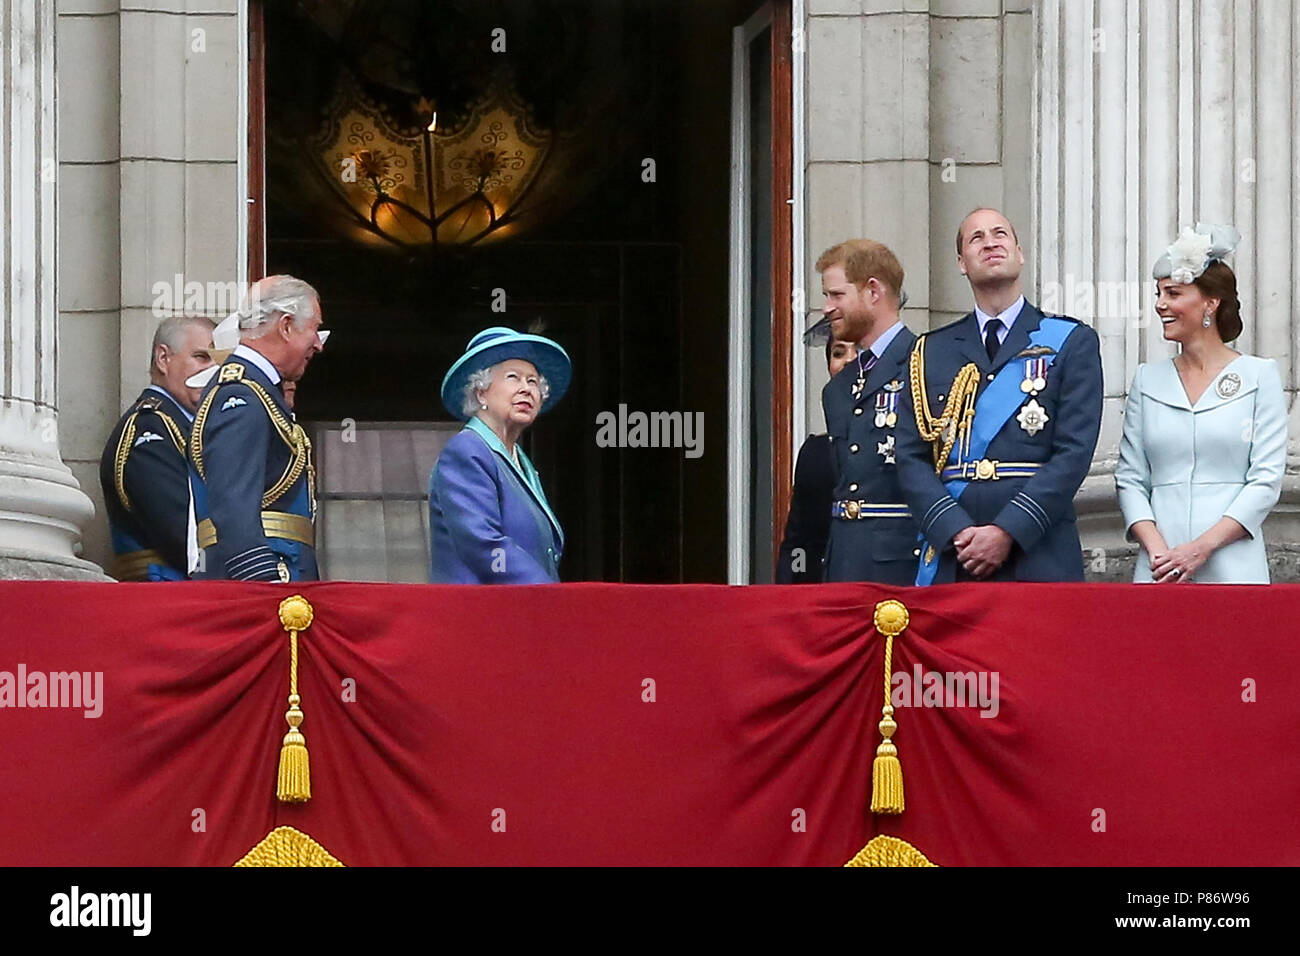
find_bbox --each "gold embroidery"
[908,336,980,474]
[844,835,938,867]
[233,826,344,867]
[191,374,308,509]
[113,402,187,513]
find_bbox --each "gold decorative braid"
[908,336,981,474]
[276,595,314,803]
[112,404,188,513]
[233,826,344,867]
[844,835,938,867]
[294,423,317,520]
[190,374,309,509]
[870,600,910,815]
[112,411,141,512]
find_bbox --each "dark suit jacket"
[893,302,1103,582]
[189,353,318,582]
[98,387,192,579]
[820,325,921,585]
[776,433,834,583]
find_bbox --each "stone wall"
[804,0,1300,580]
[55,0,243,573]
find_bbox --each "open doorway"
[252,0,791,582]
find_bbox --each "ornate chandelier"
[312,77,552,250]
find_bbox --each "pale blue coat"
[1115,355,1287,583]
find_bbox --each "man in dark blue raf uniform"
[188,275,327,582]
[816,239,921,585]
[98,316,216,581]
[894,208,1102,584]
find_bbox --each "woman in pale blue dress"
[1115,224,1287,583]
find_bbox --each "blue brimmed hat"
[440,326,572,420]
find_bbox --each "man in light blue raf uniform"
[187,275,329,582]
[893,208,1102,583]
[98,316,215,581]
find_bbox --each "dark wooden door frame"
[247,1,795,580]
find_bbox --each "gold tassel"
[276,595,315,803]
[870,600,910,815]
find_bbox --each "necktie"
[984,319,1002,363]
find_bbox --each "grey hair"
[150,314,215,375]
[461,363,551,418]
[237,275,320,339]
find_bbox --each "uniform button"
[854,407,863,416]
[849,444,859,453]
[849,483,858,492]
[913,548,921,557]
[987,373,995,381]
[938,394,945,401]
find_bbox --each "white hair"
[461,363,551,417]
[238,275,320,339]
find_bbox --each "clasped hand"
[953,525,1013,579]
[1149,542,1208,584]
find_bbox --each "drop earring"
[480,403,488,410]
[1202,310,1213,328]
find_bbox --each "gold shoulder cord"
[112,406,188,513]
[190,378,310,510]
[907,336,981,474]
[113,411,142,512]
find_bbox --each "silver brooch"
[1017,399,1050,436]
[1215,372,1242,399]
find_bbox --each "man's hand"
[954,525,1013,578]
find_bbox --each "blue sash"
[915,317,1077,585]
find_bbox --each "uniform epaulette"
[218,363,246,383]
[136,395,163,412]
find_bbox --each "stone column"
[0,0,102,579]
[1034,0,1300,579]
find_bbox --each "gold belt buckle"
[845,500,861,520]
[974,458,998,481]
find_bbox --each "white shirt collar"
[974,295,1026,340]
[146,384,194,422]
[866,320,905,359]
[233,343,282,385]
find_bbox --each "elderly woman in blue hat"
[429,327,571,583]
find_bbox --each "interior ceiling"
[268,0,655,252]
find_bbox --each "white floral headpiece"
[1152,222,1240,283]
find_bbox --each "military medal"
[1017,398,1049,436]
[877,435,896,464]
[1021,358,1048,395]
[1216,371,1242,398]
[874,387,900,428]
[851,373,866,401]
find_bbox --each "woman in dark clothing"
[776,337,859,583]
